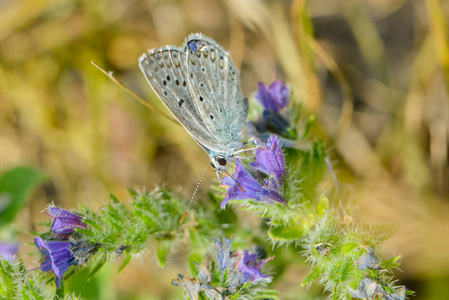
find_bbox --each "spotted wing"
[139,47,219,153]
[182,33,248,156]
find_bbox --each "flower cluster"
[256,81,289,113]
[34,206,98,287]
[0,242,18,261]
[349,277,406,299]
[221,135,287,208]
[248,80,291,139]
[236,249,273,284]
[214,237,273,285]
[46,206,88,235]
[0,71,412,300]
[173,238,273,298]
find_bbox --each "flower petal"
[236,250,273,283]
[0,242,18,261]
[221,160,264,208]
[33,237,73,287]
[48,207,87,234]
[255,81,288,113]
[268,81,288,111]
[250,135,286,184]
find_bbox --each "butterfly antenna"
[91,61,177,124]
[179,163,210,223]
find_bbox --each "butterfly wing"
[183,33,248,156]
[139,34,248,159]
[139,47,219,153]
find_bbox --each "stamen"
[224,170,246,192]
[28,260,51,272]
[40,210,51,217]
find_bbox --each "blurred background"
[1,0,448,298]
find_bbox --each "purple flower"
[250,81,290,137]
[0,242,18,261]
[34,236,74,287]
[250,135,286,184]
[220,159,286,208]
[221,135,287,208]
[255,81,288,113]
[221,160,264,208]
[46,206,87,234]
[212,238,274,287]
[236,250,273,283]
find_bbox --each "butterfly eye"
[217,158,227,166]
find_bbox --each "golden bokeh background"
[1,0,449,298]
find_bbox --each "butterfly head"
[211,155,228,172]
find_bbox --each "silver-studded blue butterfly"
[138,33,248,172]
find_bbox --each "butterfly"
[138,33,248,172]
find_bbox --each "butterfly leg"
[242,136,263,148]
[213,168,222,181]
[231,137,262,157]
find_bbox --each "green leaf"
[109,193,120,204]
[55,280,65,299]
[156,240,172,267]
[253,289,280,299]
[188,252,202,275]
[268,224,306,241]
[0,259,15,297]
[329,257,354,282]
[297,140,326,198]
[66,266,106,300]
[340,241,360,255]
[127,188,138,196]
[316,196,329,217]
[303,115,314,138]
[88,255,107,278]
[117,253,132,274]
[0,167,46,226]
[331,290,340,300]
[301,265,321,286]
[381,255,401,269]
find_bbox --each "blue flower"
[220,159,265,208]
[0,242,18,261]
[255,81,288,113]
[236,250,273,284]
[47,206,87,234]
[213,237,235,271]
[220,159,286,208]
[221,135,287,208]
[250,135,286,185]
[250,80,291,138]
[213,238,273,286]
[173,237,274,297]
[34,236,74,287]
